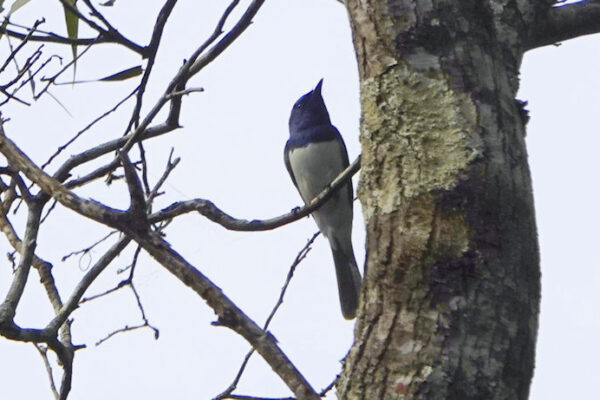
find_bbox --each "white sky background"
[0,1,598,399]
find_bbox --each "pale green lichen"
[358,63,482,222]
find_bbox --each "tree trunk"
[339,1,542,399]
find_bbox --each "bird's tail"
[331,237,362,319]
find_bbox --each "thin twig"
[165,87,204,99]
[41,86,139,170]
[0,19,44,74]
[214,233,320,400]
[137,141,151,195]
[34,344,60,400]
[92,277,160,346]
[40,199,58,224]
[61,230,118,262]
[95,323,151,346]
[127,0,178,130]
[188,0,266,76]
[0,22,143,52]
[46,237,131,333]
[129,283,159,339]
[147,148,180,210]
[79,279,127,304]
[35,40,97,99]
[132,228,320,399]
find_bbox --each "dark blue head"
[289,79,331,134]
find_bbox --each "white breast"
[287,140,346,204]
[287,140,353,240]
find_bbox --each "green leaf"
[0,19,8,42]
[9,0,32,14]
[0,0,33,41]
[98,65,143,81]
[62,0,79,79]
[54,65,143,85]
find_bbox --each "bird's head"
[289,79,331,133]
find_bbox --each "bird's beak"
[314,79,324,96]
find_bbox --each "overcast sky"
[0,1,598,399]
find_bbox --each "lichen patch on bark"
[358,63,481,222]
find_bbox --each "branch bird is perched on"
[284,79,362,319]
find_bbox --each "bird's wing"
[283,140,298,188]
[331,126,353,205]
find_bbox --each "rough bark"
[339,1,541,399]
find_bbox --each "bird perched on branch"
[284,79,362,319]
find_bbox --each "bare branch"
[118,151,147,219]
[80,279,127,304]
[137,142,151,195]
[42,0,263,194]
[264,232,320,328]
[0,199,75,400]
[61,230,118,262]
[120,0,264,157]
[128,283,159,338]
[0,3,338,398]
[189,0,266,76]
[147,149,180,208]
[165,87,204,99]
[46,122,170,189]
[0,206,60,310]
[57,0,146,56]
[317,377,338,398]
[1,54,62,108]
[0,197,76,400]
[48,149,180,332]
[81,0,121,32]
[0,28,129,48]
[0,203,42,323]
[34,259,63,313]
[80,244,160,344]
[0,44,43,97]
[41,87,139,170]
[35,41,97,99]
[132,230,320,400]
[0,124,133,231]
[0,19,44,75]
[127,0,178,130]
[526,1,600,50]
[95,322,154,346]
[2,117,359,240]
[0,14,142,54]
[0,167,33,202]
[215,233,320,400]
[0,26,48,106]
[149,156,361,231]
[34,344,60,400]
[47,237,131,333]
